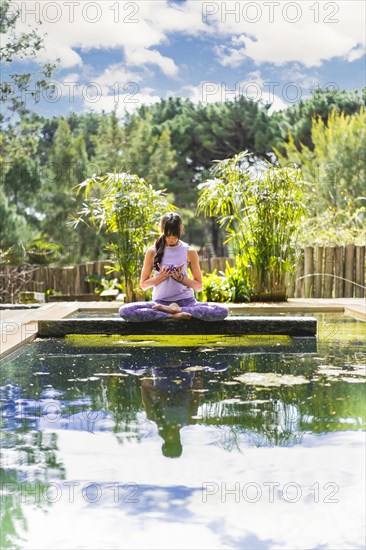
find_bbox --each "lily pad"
[234,372,310,387]
[339,377,366,384]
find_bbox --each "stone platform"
[37,315,317,337]
[5,297,365,358]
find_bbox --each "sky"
[5,0,366,119]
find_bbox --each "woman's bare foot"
[152,302,181,314]
[169,312,191,320]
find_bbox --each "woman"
[119,212,229,322]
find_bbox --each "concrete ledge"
[344,305,366,321]
[37,315,317,337]
[0,303,79,359]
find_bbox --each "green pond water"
[0,314,365,549]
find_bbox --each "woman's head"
[154,212,184,269]
[158,212,184,240]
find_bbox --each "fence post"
[62,267,69,295]
[69,267,76,295]
[334,246,344,298]
[314,246,324,298]
[211,257,221,273]
[304,246,314,298]
[200,259,209,273]
[43,266,50,293]
[323,246,335,298]
[78,263,86,293]
[344,245,356,297]
[294,253,304,298]
[74,265,81,295]
[355,245,365,298]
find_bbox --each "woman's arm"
[172,248,202,292]
[140,248,171,290]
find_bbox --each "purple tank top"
[152,240,195,302]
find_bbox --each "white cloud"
[210,1,365,68]
[35,42,83,68]
[7,0,364,115]
[47,65,144,105]
[124,47,179,77]
[11,1,173,73]
[347,45,366,62]
[93,64,143,94]
[215,38,248,68]
[140,0,208,35]
[280,64,320,89]
[11,0,365,73]
[215,24,359,68]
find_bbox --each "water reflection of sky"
[0,325,365,549]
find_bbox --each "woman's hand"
[170,263,185,282]
[157,264,173,282]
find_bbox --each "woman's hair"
[153,212,184,270]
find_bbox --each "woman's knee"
[217,305,229,319]
[209,304,229,319]
[119,302,142,319]
[119,305,130,319]
[204,302,229,318]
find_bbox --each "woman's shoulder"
[146,246,156,255]
[187,245,199,258]
[180,240,192,249]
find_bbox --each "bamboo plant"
[197,151,307,295]
[70,172,174,301]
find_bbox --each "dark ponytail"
[153,235,166,271]
[153,212,184,271]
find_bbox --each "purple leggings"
[119,298,229,322]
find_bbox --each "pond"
[0,314,365,549]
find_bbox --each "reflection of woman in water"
[141,367,203,458]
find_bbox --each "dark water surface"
[1,314,365,549]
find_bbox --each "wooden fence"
[1,245,364,302]
[201,245,365,298]
[28,261,120,295]
[292,245,365,298]
[0,260,120,303]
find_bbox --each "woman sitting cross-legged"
[118,212,229,322]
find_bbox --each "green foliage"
[198,263,250,303]
[0,185,30,251]
[297,205,366,246]
[1,87,364,265]
[40,118,105,262]
[272,87,366,152]
[128,95,275,216]
[275,107,366,213]
[0,0,57,123]
[198,269,230,302]
[0,118,42,229]
[198,152,307,293]
[223,262,251,303]
[91,109,125,173]
[123,112,177,190]
[71,172,175,301]
[45,288,62,297]
[25,240,62,265]
[85,274,124,294]
[0,246,12,264]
